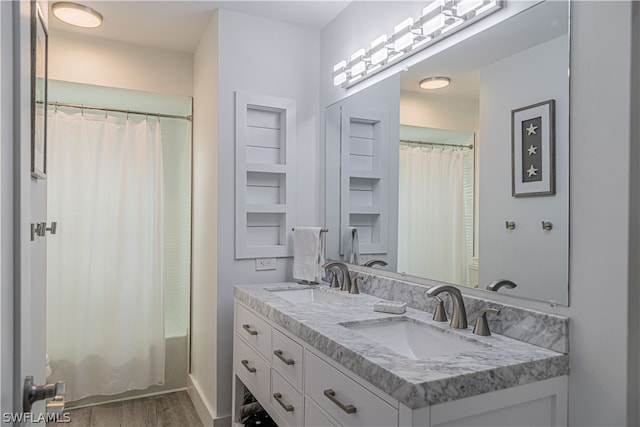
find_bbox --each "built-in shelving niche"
[236,92,296,259]
[340,108,389,255]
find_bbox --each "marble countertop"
[235,282,569,409]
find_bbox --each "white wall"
[321,1,637,425]
[567,3,633,425]
[215,9,320,418]
[49,31,193,96]
[191,11,219,425]
[400,91,479,132]
[478,35,569,304]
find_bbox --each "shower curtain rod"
[400,138,473,149]
[47,101,192,121]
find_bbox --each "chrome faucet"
[487,279,517,292]
[425,285,468,329]
[323,262,356,293]
[363,259,388,268]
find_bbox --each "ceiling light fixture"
[419,76,451,90]
[52,2,103,28]
[332,0,502,89]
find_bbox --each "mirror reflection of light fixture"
[419,76,451,90]
[52,2,103,28]
[333,0,502,88]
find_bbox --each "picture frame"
[31,2,48,180]
[511,100,555,197]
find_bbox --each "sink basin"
[342,318,485,359]
[267,287,347,303]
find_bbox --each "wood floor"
[54,391,203,427]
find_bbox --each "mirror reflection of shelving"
[341,110,389,255]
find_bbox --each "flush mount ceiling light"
[419,76,451,90]
[52,2,103,28]
[333,0,502,88]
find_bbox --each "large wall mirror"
[324,0,570,305]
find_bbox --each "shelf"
[246,163,287,174]
[236,92,296,259]
[246,204,287,214]
[349,207,381,215]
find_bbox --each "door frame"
[0,0,17,418]
[1,0,47,422]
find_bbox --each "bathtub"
[67,333,189,409]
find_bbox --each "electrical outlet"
[256,257,276,271]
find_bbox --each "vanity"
[231,280,569,427]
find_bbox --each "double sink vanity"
[231,268,569,427]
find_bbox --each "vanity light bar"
[332,0,502,88]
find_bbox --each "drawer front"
[305,397,338,427]
[305,351,397,427]
[235,335,270,403]
[272,328,304,390]
[236,303,272,360]
[271,369,304,427]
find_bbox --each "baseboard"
[187,374,216,426]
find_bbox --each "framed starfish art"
[511,100,555,197]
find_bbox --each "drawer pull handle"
[273,393,294,412]
[242,324,258,336]
[323,389,356,414]
[273,350,295,366]
[241,359,256,373]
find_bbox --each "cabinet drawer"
[305,351,397,427]
[271,369,304,427]
[235,335,270,403]
[305,397,339,427]
[272,328,304,390]
[236,303,272,360]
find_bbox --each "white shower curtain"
[398,145,472,285]
[46,110,165,401]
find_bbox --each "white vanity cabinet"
[233,300,398,427]
[232,298,568,427]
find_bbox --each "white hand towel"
[343,227,360,265]
[293,227,325,282]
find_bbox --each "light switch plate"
[256,257,276,271]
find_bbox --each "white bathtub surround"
[292,227,325,282]
[46,110,165,401]
[234,282,568,409]
[354,271,570,353]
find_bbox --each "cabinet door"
[305,397,339,427]
[236,302,272,360]
[272,328,304,389]
[235,335,270,403]
[430,376,568,427]
[271,369,304,427]
[305,351,397,427]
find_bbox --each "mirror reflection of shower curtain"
[46,110,165,401]
[398,145,473,285]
